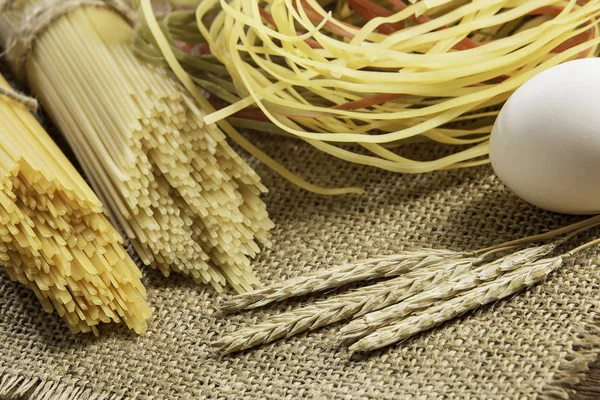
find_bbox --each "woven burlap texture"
[1,121,600,399]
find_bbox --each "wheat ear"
[349,255,564,352]
[214,257,478,354]
[220,249,462,312]
[340,244,555,344]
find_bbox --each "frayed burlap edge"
[1,312,599,400]
[0,369,121,400]
[540,310,600,399]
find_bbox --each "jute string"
[0,85,38,111]
[2,0,135,81]
[0,0,135,111]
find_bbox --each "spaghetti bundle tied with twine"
[0,74,151,335]
[0,0,274,293]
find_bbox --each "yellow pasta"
[0,1,275,293]
[135,0,600,181]
[0,74,151,335]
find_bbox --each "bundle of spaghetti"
[135,0,600,180]
[0,0,275,293]
[0,74,151,335]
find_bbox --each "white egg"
[490,58,600,215]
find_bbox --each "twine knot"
[0,85,38,111]
[3,0,135,81]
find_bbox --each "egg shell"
[490,58,600,215]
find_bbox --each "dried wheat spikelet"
[214,255,477,354]
[215,215,600,354]
[214,244,553,353]
[339,244,554,344]
[349,254,565,352]
[221,249,463,312]
[0,0,274,293]
[0,74,151,335]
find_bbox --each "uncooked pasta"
[0,1,275,293]
[0,74,151,335]
[135,0,600,183]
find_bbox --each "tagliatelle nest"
[135,0,600,193]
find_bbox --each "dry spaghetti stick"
[0,73,151,335]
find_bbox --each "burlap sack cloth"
[1,66,600,399]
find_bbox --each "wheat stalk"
[213,257,477,354]
[349,255,564,352]
[339,244,555,344]
[220,249,463,312]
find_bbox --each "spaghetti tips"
[0,2,274,292]
[0,74,151,335]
